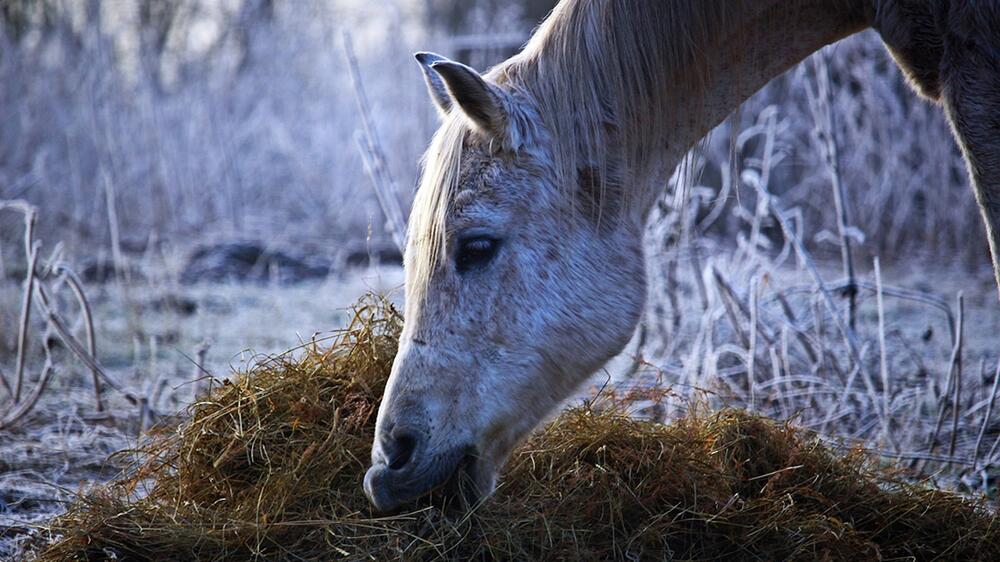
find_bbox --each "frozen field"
[2,255,998,557]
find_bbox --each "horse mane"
[407,0,750,307]
[500,0,728,177]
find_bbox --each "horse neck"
[668,0,871,151]
[518,0,873,216]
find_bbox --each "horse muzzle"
[363,428,483,512]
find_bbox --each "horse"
[363,0,1000,512]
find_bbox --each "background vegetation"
[1,1,998,558]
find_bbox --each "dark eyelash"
[455,236,500,273]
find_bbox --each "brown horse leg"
[938,4,1000,300]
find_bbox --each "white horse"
[364,0,1000,511]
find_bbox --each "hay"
[31,295,1000,561]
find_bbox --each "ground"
[1,258,998,558]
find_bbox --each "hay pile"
[33,296,1000,561]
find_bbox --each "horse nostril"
[387,431,419,471]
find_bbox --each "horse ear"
[428,59,508,137]
[414,52,453,115]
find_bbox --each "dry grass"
[29,295,1000,561]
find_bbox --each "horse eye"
[455,236,500,273]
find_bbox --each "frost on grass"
[29,295,999,561]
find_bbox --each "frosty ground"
[2,253,998,558]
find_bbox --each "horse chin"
[437,452,497,511]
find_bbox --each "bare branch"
[0,355,55,430]
[928,293,964,455]
[746,155,879,435]
[33,282,149,413]
[974,360,1000,468]
[0,364,11,401]
[343,30,406,254]
[874,257,893,448]
[13,214,39,403]
[53,262,103,412]
[807,49,857,329]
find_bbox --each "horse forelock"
[406,113,466,314]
